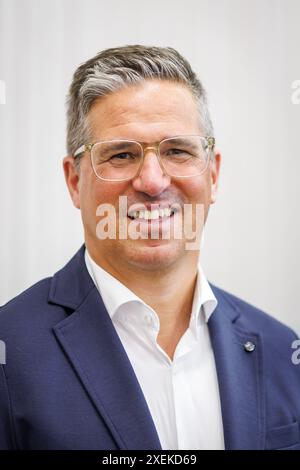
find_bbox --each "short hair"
[66,45,214,161]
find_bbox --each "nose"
[131,147,171,197]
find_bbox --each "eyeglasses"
[73,135,215,182]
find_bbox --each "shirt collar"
[192,265,218,323]
[84,248,145,318]
[84,247,217,324]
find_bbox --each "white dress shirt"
[84,248,224,450]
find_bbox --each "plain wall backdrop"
[0,0,299,333]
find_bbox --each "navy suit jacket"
[1,245,300,450]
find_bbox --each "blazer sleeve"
[0,366,16,449]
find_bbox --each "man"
[0,45,300,450]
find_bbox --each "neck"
[86,240,199,358]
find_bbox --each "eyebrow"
[100,141,138,151]
[141,136,190,145]
[159,137,192,145]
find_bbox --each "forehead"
[87,80,202,141]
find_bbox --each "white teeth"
[129,208,175,220]
[150,210,159,220]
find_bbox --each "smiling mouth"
[127,205,178,222]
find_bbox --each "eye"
[110,153,133,160]
[167,148,187,155]
[106,152,138,166]
[164,148,193,160]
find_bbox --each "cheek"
[79,172,127,216]
[179,176,211,204]
[179,178,212,229]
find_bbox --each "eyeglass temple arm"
[206,136,215,150]
[73,143,93,158]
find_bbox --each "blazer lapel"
[49,245,162,450]
[208,286,265,450]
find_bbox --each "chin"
[123,240,185,271]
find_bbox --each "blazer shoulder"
[210,282,299,341]
[0,277,56,330]
[1,276,51,307]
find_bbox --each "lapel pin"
[244,341,256,352]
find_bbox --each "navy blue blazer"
[1,245,300,450]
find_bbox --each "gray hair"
[66,45,214,161]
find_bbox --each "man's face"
[64,79,220,272]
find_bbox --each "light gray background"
[1,0,299,333]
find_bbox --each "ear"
[210,151,221,204]
[63,156,81,209]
